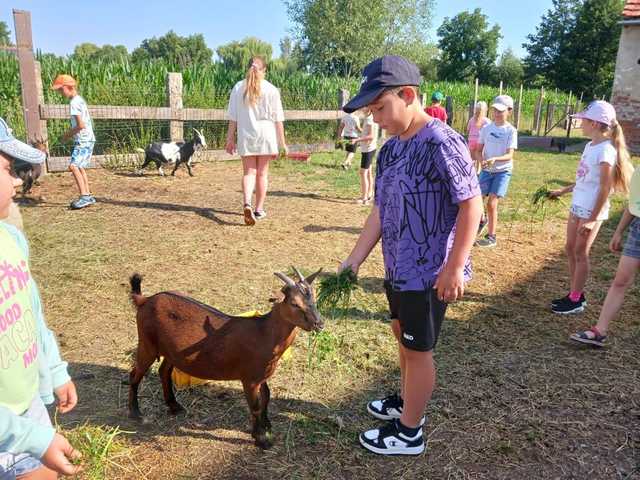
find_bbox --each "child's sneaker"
[243,204,256,226]
[359,419,425,456]
[254,210,267,220]
[86,194,96,205]
[367,392,403,420]
[570,326,607,347]
[477,214,488,235]
[70,196,93,210]
[551,293,586,308]
[476,234,497,248]
[551,296,584,314]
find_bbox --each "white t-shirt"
[341,113,361,138]
[360,115,378,153]
[69,95,95,143]
[629,166,640,218]
[227,79,285,156]
[478,122,518,172]
[571,140,617,220]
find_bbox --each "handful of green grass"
[531,185,553,205]
[316,267,358,311]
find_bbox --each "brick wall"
[612,94,640,155]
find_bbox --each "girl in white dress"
[225,57,288,225]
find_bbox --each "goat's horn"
[291,266,305,283]
[193,128,203,138]
[274,272,296,287]
[304,268,323,285]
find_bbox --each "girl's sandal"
[569,326,607,347]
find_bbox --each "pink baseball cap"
[572,100,617,127]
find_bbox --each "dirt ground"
[16,153,640,480]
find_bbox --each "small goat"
[127,267,323,449]
[13,139,48,195]
[135,128,206,177]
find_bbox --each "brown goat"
[127,267,323,449]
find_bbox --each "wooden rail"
[40,105,344,122]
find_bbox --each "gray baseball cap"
[0,117,46,164]
[491,95,514,112]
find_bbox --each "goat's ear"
[305,268,323,285]
[268,290,286,303]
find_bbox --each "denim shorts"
[70,141,95,169]
[623,216,640,260]
[479,170,512,198]
[0,396,51,479]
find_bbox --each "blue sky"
[2,0,553,59]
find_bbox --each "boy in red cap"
[51,74,96,210]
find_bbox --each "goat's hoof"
[128,411,149,424]
[254,432,273,449]
[169,403,186,416]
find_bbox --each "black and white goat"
[136,129,207,177]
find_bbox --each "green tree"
[561,0,624,98]
[0,21,13,46]
[437,9,502,83]
[495,48,524,85]
[131,30,212,67]
[522,0,581,88]
[73,43,128,62]
[279,36,293,60]
[286,0,434,76]
[216,37,273,71]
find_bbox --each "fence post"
[468,101,475,121]
[33,60,49,173]
[445,96,453,126]
[534,86,544,135]
[564,91,572,130]
[473,78,479,108]
[13,10,45,147]
[419,93,427,108]
[166,72,183,142]
[499,80,503,95]
[515,84,523,130]
[544,101,554,135]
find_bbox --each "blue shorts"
[70,141,95,169]
[0,396,51,479]
[623,216,640,260]
[479,170,512,198]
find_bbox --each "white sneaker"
[360,420,425,456]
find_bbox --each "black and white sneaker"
[367,393,403,421]
[359,419,425,456]
[551,293,586,308]
[551,296,585,314]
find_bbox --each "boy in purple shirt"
[340,56,482,456]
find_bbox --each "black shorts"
[343,137,358,153]
[384,282,447,352]
[360,150,376,169]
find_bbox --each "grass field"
[16,148,640,479]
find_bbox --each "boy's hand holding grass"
[42,433,83,476]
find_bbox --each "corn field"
[0,52,575,157]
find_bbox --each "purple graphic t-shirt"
[374,119,480,291]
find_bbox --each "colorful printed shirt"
[0,223,70,459]
[374,119,481,291]
[571,140,617,220]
